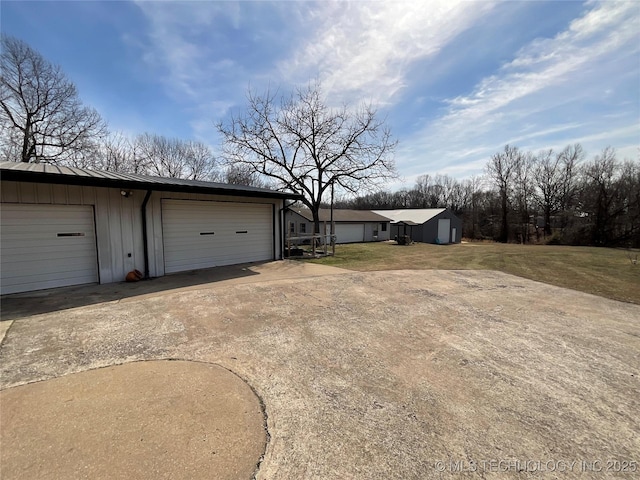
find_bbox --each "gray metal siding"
[390,210,462,244]
[2,181,284,286]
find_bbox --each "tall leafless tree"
[486,144,523,242]
[534,144,582,235]
[0,35,106,163]
[218,83,397,233]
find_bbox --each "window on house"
[381,223,388,232]
[289,222,295,234]
[299,223,306,233]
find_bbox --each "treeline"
[333,144,640,248]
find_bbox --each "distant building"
[372,208,462,244]
[286,208,391,243]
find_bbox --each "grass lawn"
[308,242,640,304]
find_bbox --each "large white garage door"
[335,223,365,244]
[1,204,99,295]
[162,200,273,274]
[437,218,451,244]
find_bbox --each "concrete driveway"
[1,262,639,479]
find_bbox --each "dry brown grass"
[309,242,640,304]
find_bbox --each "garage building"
[0,162,299,295]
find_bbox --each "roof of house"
[371,208,447,224]
[290,208,391,223]
[0,161,301,200]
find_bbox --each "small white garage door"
[437,218,451,244]
[335,223,365,244]
[1,204,99,295]
[162,199,273,274]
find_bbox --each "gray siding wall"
[390,211,462,244]
[285,210,311,235]
[2,181,284,284]
[364,222,391,241]
[421,211,462,244]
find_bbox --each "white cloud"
[129,0,638,183]
[400,0,640,180]
[278,1,497,105]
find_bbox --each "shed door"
[437,218,451,244]
[161,199,273,274]
[335,223,365,243]
[1,204,99,295]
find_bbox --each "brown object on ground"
[0,360,266,480]
[125,269,143,282]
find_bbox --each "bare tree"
[133,133,216,180]
[218,83,397,233]
[513,151,535,242]
[461,176,484,239]
[0,35,106,163]
[579,147,625,245]
[95,131,140,173]
[224,164,269,188]
[486,145,523,242]
[534,144,582,235]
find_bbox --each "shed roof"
[372,208,447,224]
[291,208,391,223]
[0,161,301,200]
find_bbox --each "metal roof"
[393,220,420,226]
[0,161,301,200]
[372,209,447,224]
[290,208,392,223]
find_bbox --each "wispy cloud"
[130,0,637,182]
[278,1,497,105]
[399,0,640,182]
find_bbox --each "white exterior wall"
[1,181,284,285]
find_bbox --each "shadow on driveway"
[1,262,267,321]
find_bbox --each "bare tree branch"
[0,35,107,163]
[218,82,398,232]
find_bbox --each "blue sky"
[2,0,639,188]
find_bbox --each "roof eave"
[1,169,302,201]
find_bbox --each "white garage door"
[1,204,99,295]
[437,218,451,244]
[335,223,365,244]
[162,200,273,274]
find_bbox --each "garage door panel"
[1,252,98,275]
[6,275,99,294]
[3,269,98,284]
[335,224,365,244]
[0,243,95,257]
[1,204,98,295]
[162,200,273,274]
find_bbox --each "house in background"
[372,208,462,244]
[286,208,391,243]
[0,162,300,295]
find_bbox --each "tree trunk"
[544,205,552,236]
[312,208,321,235]
[500,189,509,243]
[21,118,31,162]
